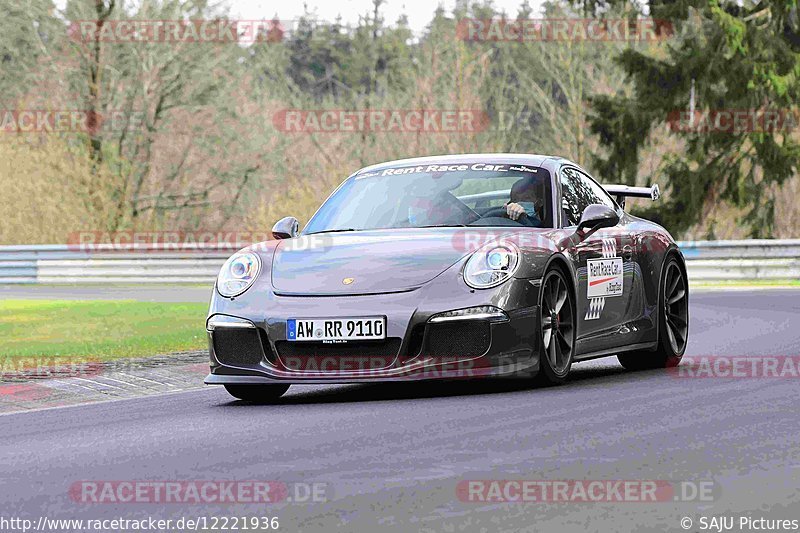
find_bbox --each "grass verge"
[0,299,207,361]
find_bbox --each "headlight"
[463,243,520,289]
[216,252,261,297]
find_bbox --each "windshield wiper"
[418,224,468,228]
[308,225,466,235]
[305,228,359,235]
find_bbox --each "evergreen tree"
[589,0,800,237]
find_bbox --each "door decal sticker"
[585,238,622,321]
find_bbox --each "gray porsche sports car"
[205,154,688,401]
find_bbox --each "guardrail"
[1,240,798,284]
[0,244,234,284]
[678,239,800,281]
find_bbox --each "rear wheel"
[618,257,688,370]
[223,384,290,402]
[534,267,576,385]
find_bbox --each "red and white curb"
[0,352,208,414]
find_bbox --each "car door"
[559,167,635,349]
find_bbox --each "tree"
[588,0,800,237]
[59,0,264,230]
[0,0,63,102]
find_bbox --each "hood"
[270,229,483,295]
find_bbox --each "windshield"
[304,162,553,234]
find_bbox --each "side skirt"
[572,341,658,363]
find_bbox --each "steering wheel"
[477,205,537,227]
[482,206,511,219]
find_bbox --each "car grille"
[275,338,402,359]
[423,321,491,358]
[274,338,402,371]
[212,328,267,366]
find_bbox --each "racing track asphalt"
[1,290,799,532]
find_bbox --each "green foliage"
[0,0,64,102]
[0,299,207,360]
[273,3,414,102]
[589,0,800,237]
[1,0,797,241]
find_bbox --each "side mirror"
[577,204,619,232]
[272,216,299,240]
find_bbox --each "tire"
[223,383,290,402]
[534,266,576,385]
[618,256,688,370]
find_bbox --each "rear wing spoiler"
[603,184,660,209]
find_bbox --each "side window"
[559,168,584,227]
[559,167,616,227]
[575,169,617,211]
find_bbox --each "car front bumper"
[204,278,541,384]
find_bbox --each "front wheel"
[534,267,576,385]
[618,257,688,370]
[223,383,290,402]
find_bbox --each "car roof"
[354,153,568,175]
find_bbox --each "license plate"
[286,317,386,342]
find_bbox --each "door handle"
[621,245,633,260]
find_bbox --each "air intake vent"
[424,321,491,358]
[275,339,402,359]
[274,339,402,372]
[213,328,266,366]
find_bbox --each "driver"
[505,176,542,226]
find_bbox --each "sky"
[52,0,547,35]
[225,0,546,33]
